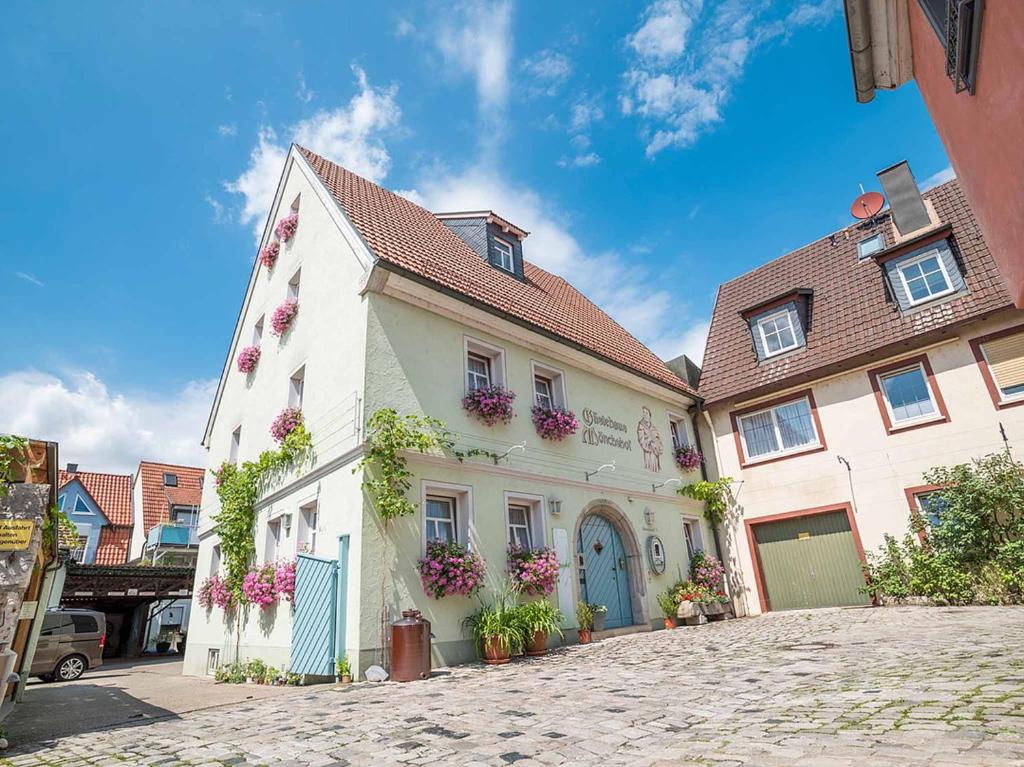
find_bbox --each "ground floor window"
[682,520,699,561]
[507,504,532,548]
[913,491,947,527]
[425,496,457,543]
[298,502,318,554]
[265,517,282,562]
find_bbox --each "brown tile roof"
[58,470,133,527]
[136,461,203,536]
[296,146,695,397]
[699,179,1014,405]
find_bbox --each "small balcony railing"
[146,522,199,549]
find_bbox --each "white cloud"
[921,165,956,190]
[395,18,415,37]
[559,95,604,169]
[0,370,215,475]
[623,0,839,155]
[205,194,227,223]
[218,122,238,137]
[522,50,572,96]
[226,67,401,240]
[13,271,44,287]
[296,71,315,103]
[628,0,702,62]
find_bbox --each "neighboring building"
[699,168,1021,615]
[58,466,133,565]
[842,0,1024,305]
[184,145,711,678]
[130,461,202,652]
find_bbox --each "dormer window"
[896,250,954,306]
[163,473,178,487]
[757,310,799,357]
[493,238,514,273]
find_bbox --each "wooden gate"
[290,554,337,677]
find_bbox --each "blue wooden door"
[579,515,633,629]
[290,554,337,677]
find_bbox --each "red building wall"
[909,1,1024,306]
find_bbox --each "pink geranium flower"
[270,407,303,444]
[530,405,578,441]
[275,213,298,242]
[462,385,516,426]
[259,240,280,269]
[237,345,261,374]
[508,545,560,596]
[417,540,486,599]
[270,299,298,336]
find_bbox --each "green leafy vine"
[212,425,313,597]
[678,476,734,526]
[0,434,28,497]
[356,409,455,522]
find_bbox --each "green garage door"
[752,510,869,611]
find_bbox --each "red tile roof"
[94,527,132,566]
[58,470,133,527]
[296,146,695,397]
[699,180,1014,405]
[136,461,203,537]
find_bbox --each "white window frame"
[681,518,702,563]
[668,412,690,450]
[264,517,282,563]
[420,481,474,555]
[289,364,306,409]
[493,237,514,273]
[287,268,301,301]
[756,309,800,358]
[252,315,264,346]
[71,534,89,562]
[877,362,942,427]
[530,360,567,410]
[503,492,547,549]
[737,395,820,463]
[210,544,222,577]
[857,233,885,259]
[980,340,1024,404]
[897,249,955,307]
[72,496,90,516]
[463,336,507,393]
[229,425,241,465]
[298,501,318,555]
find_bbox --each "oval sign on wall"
[646,535,666,575]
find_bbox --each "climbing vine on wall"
[356,409,455,522]
[678,477,734,526]
[0,434,28,497]
[212,426,313,600]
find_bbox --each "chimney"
[877,161,931,237]
[66,462,78,474]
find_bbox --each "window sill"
[740,444,826,469]
[886,413,949,435]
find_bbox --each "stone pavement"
[3,606,1023,766]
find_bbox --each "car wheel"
[55,655,86,682]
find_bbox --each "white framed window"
[756,310,799,357]
[979,332,1024,403]
[287,268,301,301]
[504,492,546,549]
[682,519,700,562]
[878,363,940,426]
[463,336,506,392]
[668,413,689,450]
[59,494,65,512]
[897,250,954,306]
[173,506,198,527]
[252,316,264,346]
[206,648,220,676]
[420,481,473,553]
[289,365,306,409]
[857,233,885,259]
[73,497,90,515]
[229,426,241,465]
[493,237,514,272]
[531,360,566,409]
[913,491,947,528]
[265,517,282,562]
[298,501,318,554]
[71,534,89,562]
[737,395,819,462]
[210,544,222,577]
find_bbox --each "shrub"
[418,539,486,599]
[507,545,559,596]
[198,574,234,610]
[462,385,516,426]
[657,588,678,618]
[530,405,578,441]
[575,600,594,631]
[237,345,260,374]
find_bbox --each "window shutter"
[984,333,1024,391]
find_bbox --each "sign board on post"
[0,520,34,551]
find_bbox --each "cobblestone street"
[5,606,1023,766]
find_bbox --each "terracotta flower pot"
[340,674,352,684]
[482,636,511,665]
[578,629,592,645]
[663,617,676,630]
[526,630,548,657]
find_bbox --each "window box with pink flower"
[462,385,516,426]
[417,539,486,599]
[237,345,261,374]
[530,405,578,441]
[674,445,703,472]
[270,298,298,336]
[271,407,303,444]
[259,240,280,269]
[275,212,299,242]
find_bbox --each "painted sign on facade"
[580,407,633,451]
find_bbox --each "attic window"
[164,473,178,487]
[756,310,800,357]
[896,250,955,306]
[857,233,885,259]
[493,238,514,273]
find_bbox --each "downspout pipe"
[844,0,877,103]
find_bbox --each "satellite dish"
[851,191,885,220]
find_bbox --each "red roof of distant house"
[58,469,133,565]
[136,461,203,537]
[296,146,695,397]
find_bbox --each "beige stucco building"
[699,165,1024,616]
[183,146,713,679]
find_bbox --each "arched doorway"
[575,501,646,629]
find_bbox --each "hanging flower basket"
[237,345,261,374]
[198,574,234,610]
[259,240,280,269]
[275,213,299,242]
[418,539,486,599]
[508,545,560,596]
[274,558,297,602]
[674,445,703,472]
[462,385,516,426]
[270,407,303,444]
[530,405,578,441]
[270,298,298,336]
[242,563,277,609]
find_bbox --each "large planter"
[578,629,592,645]
[482,637,511,665]
[526,630,548,657]
[592,610,606,632]
[702,601,729,617]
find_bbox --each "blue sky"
[0,0,951,472]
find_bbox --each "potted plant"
[576,601,594,644]
[590,603,607,632]
[463,584,524,665]
[518,599,564,657]
[155,631,172,654]
[462,385,516,426]
[657,589,678,629]
[336,654,352,684]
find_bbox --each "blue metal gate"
[579,515,633,629]
[290,554,337,677]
